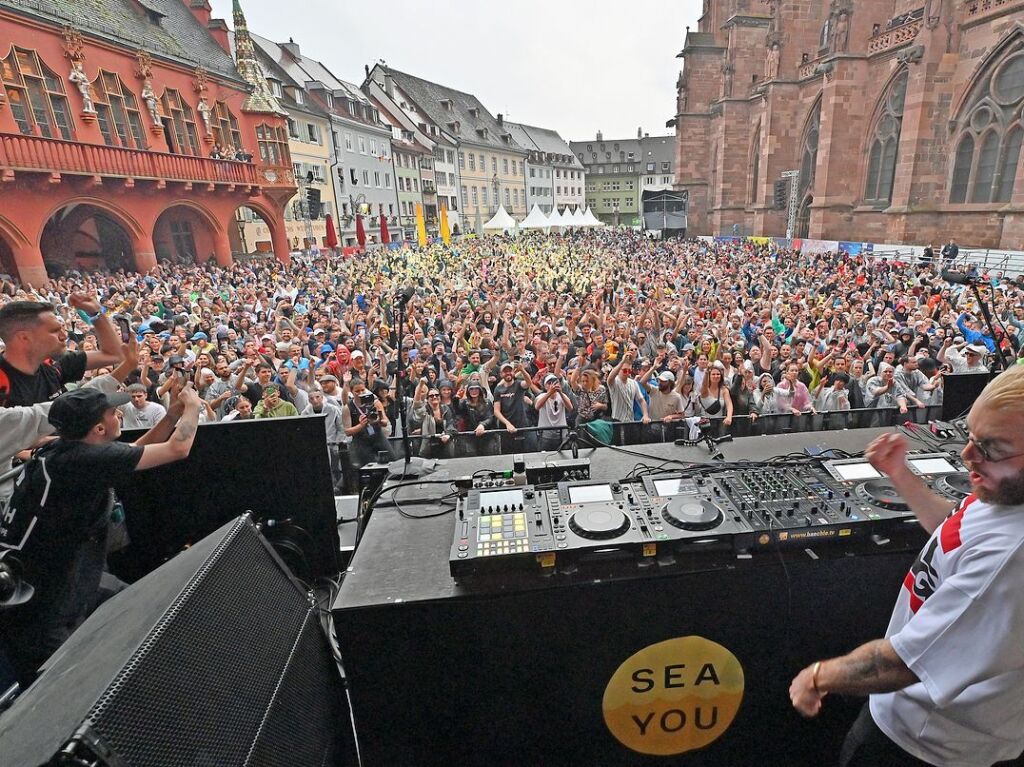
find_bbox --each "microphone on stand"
[394,285,416,307]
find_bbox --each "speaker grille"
[247,610,342,767]
[84,520,314,766]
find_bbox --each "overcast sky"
[210,0,702,142]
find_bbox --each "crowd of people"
[1,230,1021,488]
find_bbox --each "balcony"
[867,16,924,56]
[0,132,282,190]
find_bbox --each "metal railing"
[381,405,943,459]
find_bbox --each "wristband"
[811,661,822,694]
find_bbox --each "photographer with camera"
[343,378,394,469]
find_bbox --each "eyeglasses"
[965,436,1024,464]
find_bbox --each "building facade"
[364,68,462,234]
[508,122,585,214]
[380,67,528,232]
[390,131,426,241]
[237,41,335,253]
[673,0,1024,247]
[254,36,396,248]
[0,0,295,286]
[572,133,643,225]
[640,134,675,196]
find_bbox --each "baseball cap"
[965,344,987,356]
[191,331,208,341]
[48,388,131,439]
[657,370,676,383]
[543,373,558,386]
[350,350,365,359]
[319,374,339,383]
[168,354,185,367]
[501,361,514,371]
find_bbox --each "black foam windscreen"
[0,516,348,766]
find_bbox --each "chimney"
[281,37,300,58]
[384,70,394,97]
[207,17,229,54]
[364,63,370,79]
[596,130,603,141]
[637,126,643,138]
[497,113,504,126]
[186,0,211,26]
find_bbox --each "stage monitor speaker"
[942,371,995,421]
[0,515,350,767]
[115,416,340,581]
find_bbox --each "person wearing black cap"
[0,383,202,686]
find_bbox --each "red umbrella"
[355,213,366,249]
[324,213,338,249]
[380,207,391,245]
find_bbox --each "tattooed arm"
[789,639,919,717]
[134,384,203,470]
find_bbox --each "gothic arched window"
[799,102,821,199]
[1,47,74,140]
[864,70,907,205]
[949,42,1024,204]
[749,124,761,204]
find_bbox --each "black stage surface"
[333,429,945,766]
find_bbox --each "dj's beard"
[975,470,1024,506]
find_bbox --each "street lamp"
[492,173,500,214]
[613,199,620,228]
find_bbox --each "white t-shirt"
[870,493,1024,766]
[120,401,166,430]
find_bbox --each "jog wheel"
[662,499,724,531]
[855,479,910,511]
[933,473,972,500]
[568,507,631,540]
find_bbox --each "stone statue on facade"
[197,96,213,134]
[722,64,734,98]
[766,42,781,80]
[68,60,95,114]
[832,11,850,52]
[141,78,160,127]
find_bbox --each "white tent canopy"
[519,205,550,230]
[556,208,575,227]
[482,205,517,232]
[570,207,586,226]
[544,207,565,228]
[581,207,604,227]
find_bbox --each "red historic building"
[0,0,295,286]
[674,0,1024,248]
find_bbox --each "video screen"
[568,484,614,504]
[908,457,959,475]
[833,462,882,481]
[653,478,686,496]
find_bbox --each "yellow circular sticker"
[602,636,744,756]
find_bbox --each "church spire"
[231,0,285,115]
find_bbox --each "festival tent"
[581,207,604,227]
[545,208,567,228]
[482,205,517,234]
[570,207,587,226]
[519,205,550,230]
[554,207,575,228]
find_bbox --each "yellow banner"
[439,203,451,245]
[415,203,427,248]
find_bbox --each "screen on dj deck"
[833,462,882,481]
[908,457,958,475]
[567,484,614,504]
[478,488,525,509]
[653,478,685,496]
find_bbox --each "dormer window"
[295,90,304,105]
[469,107,479,118]
[270,80,283,97]
[440,99,453,111]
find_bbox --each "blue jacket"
[956,313,996,353]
